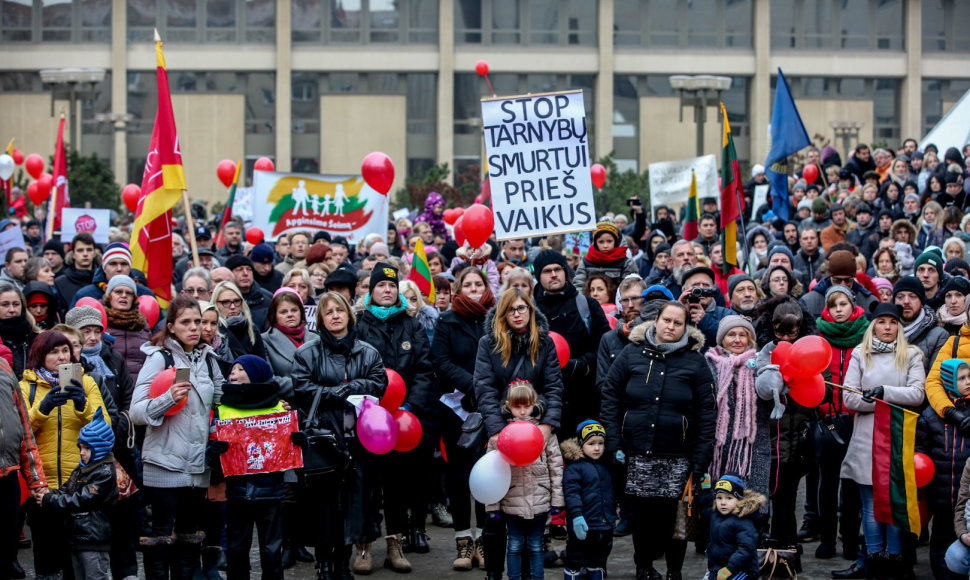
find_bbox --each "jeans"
[859,485,903,555]
[505,513,547,580]
[944,539,970,575]
[71,551,110,580]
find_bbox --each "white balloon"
[0,155,13,181]
[469,449,512,505]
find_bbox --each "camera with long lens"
[687,287,719,303]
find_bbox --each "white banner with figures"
[251,171,389,243]
[481,90,596,241]
[60,208,112,244]
[648,155,719,216]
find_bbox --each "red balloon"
[138,295,161,329]
[453,216,467,246]
[216,159,236,188]
[245,227,264,245]
[788,374,825,407]
[381,369,406,411]
[36,173,52,198]
[122,184,141,212]
[443,208,458,225]
[591,163,607,188]
[453,207,464,220]
[803,163,819,183]
[497,421,544,466]
[475,60,489,76]
[24,154,43,179]
[75,297,108,329]
[771,341,794,367]
[607,316,617,330]
[361,152,394,195]
[549,331,570,368]
[11,148,23,165]
[788,336,833,376]
[463,204,494,248]
[19,472,28,505]
[392,409,423,452]
[254,157,274,172]
[148,367,186,416]
[440,437,448,463]
[913,452,935,488]
[26,181,43,205]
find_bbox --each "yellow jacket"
[20,370,108,489]
[925,324,970,418]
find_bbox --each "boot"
[315,560,335,580]
[141,535,175,580]
[587,568,605,580]
[174,532,205,580]
[454,537,474,571]
[564,568,584,579]
[333,545,355,580]
[665,572,682,580]
[542,533,560,568]
[383,534,412,573]
[352,543,373,575]
[296,545,316,562]
[201,546,223,580]
[484,573,502,580]
[635,566,663,580]
[409,529,430,554]
[282,540,296,570]
[865,553,881,580]
[472,537,485,569]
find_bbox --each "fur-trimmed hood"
[891,218,917,245]
[561,437,584,462]
[732,489,767,519]
[628,320,705,352]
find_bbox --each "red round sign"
[75,214,97,233]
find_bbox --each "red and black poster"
[216,411,303,476]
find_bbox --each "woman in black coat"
[291,291,386,579]
[601,301,716,580]
[431,267,496,569]
[0,282,38,378]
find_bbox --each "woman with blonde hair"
[283,268,314,305]
[212,280,267,360]
[399,279,439,342]
[498,267,534,297]
[917,201,944,249]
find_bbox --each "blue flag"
[765,69,811,221]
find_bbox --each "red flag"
[130,31,187,307]
[213,161,241,248]
[47,117,69,240]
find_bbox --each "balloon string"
[823,380,918,416]
[483,74,496,98]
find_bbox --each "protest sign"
[61,208,111,244]
[481,90,595,241]
[304,305,317,332]
[0,227,25,255]
[251,171,389,243]
[648,155,718,216]
[216,411,303,476]
[753,185,770,217]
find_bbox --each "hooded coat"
[916,396,970,511]
[561,437,614,531]
[23,281,59,330]
[799,276,879,321]
[925,324,970,418]
[706,490,766,578]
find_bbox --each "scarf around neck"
[82,344,114,380]
[871,338,896,353]
[705,346,757,479]
[645,324,689,353]
[903,307,926,340]
[35,367,59,387]
[584,246,628,266]
[816,306,869,348]
[939,303,967,328]
[274,323,306,348]
[365,292,408,321]
[450,287,495,320]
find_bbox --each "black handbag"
[458,357,525,452]
[298,387,351,482]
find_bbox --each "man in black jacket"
[845,202,879,261]
[54,232,98,315]
[532,250,610,439]
[225,255,273,330]
[355,263,435,568]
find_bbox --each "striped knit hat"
[593,219,620,244]
[940,358,970,397]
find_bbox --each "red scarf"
[450,287,496,320]
[275,323,306,347]
[584,246,627,265]
[820,304,865,323]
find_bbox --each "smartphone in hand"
[175,367,191,384]
[58,363,82,388]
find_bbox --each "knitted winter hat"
[225,255,253,272]
[370,242,390,257]
[872,277,894,294]
[914,251,943,278]
[825,284,856,306]
[101,242,132,266]
[65,305,104,331]
[714,475,746,499]
[892,275,926,305]
[106,274,137,296]
[942,276,970,299]
[727,273,754,299]
[641,284,674,302]
[653,242,671,257]
[811,198,828,213]
[715,315,755,347]
[77,408,114,464]
[42,239,65,259]
[369,262,400,293]
[593,219,620,244]
[576,419,606,445]
[767,246,794,264]
[533,249,568,276]
[250,243,274,264]
[940,358,970,397]
[233,355,273,384]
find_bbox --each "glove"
[38,388,69,415]
[64,381,87,412]
[572,516,588,541]
[290,431,309,447]
[944,407,970,434]
[861,386,885,403]
[615,450,626,465]
[717,567,732,580]
[205,440,229,467]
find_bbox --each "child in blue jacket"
[561,419,614,580]
[707,475,764,580]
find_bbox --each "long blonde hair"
[212,281,255,343]
[492,288,540,366]
[858,315,911,371]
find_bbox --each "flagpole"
[180,190,200,268]
[823,380,919,416]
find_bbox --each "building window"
[453,73,595,175]
[922,0,970,52]
[614,0,752,49]
[127,0,276,44]
[771,0,904,51]
[1,0,111,43]
[292,0,437,45]
[455,0,596,46]
[289,72,437,177]
[921,79,970,136]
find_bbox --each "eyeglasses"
[218,298,242,308]
[773,327,800,340]
[507,305,530,316]
[830,276,854,286]
[620,297,644,306]
[541,266,564,275]
[184,288,209,297]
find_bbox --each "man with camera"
[678,266,732,348]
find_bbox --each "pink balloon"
[358,398,399,454]
[75,297,107,329]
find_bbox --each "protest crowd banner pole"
[181,189,200,268]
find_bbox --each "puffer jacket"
[916,396,970,510]
[926,324,970,418]
[840,345,925,485]
[473,308,564,437]
[106,324,151,386]
[600,322,716,473]
[572,255,639,290]
[0,359,44,487]
[20,371,107,489]
[561,437,614,531]
[706,490,766,579]
[903,305,949,374]
[485,417,564,519]
[129,339,223,482]
[431,308,488,411]
[42,454,118,551]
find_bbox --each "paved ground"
[17,482,937,579]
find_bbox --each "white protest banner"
[0,227,24,256]
[232,187,254,223]
[251,171,389,243]
[481,89,595,241]
[648,155,718,216]
[753,184,770,217]
[60,208,111,244]
[304,305,317,332]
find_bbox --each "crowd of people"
[3,139,970,580]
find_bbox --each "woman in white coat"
[840,302,925,577]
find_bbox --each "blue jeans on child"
[945,539,970,575]
[859,485,903,555]
[506,513,547,580]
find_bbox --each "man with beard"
[793,228,825,289]
[846,203,878,260]
[727,273,759,317]
[844,143,875,184]
[782,221,800,254]
[665,239,697,297]
[893,276,948,373]
[820,203,854,253]
[215,221,245,261]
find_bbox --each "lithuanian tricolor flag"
[872,399,921,534]
[719,102,743,274]
[682,170,698,241]
[131,30,187,307]
[408,238,436,304]
[214,160,242,248]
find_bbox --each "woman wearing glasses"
[473,287,563,580]
[102,274,151,385]
[211,281,268,361]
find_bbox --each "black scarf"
[220,382,280,409]
[0,315,32,343]
[318,326,358,356]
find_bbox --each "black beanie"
[533,249,568,276]
[892,275,926,305]
[369,262,400,294]
[43,239,65,259]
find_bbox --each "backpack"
[575,294,591,333]
[158,349,215,383]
